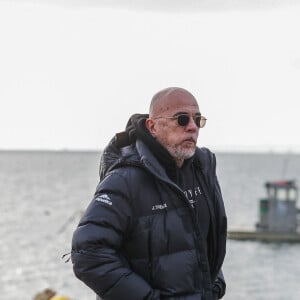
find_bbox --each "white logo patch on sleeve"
[95,194,112,205]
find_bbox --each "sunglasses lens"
[199,117,206,128]
[195,116,201,127]
[177,115,190,126]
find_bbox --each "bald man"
[72,87,227,300]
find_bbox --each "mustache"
[183,137,197,143]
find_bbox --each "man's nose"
[185,116,198,131]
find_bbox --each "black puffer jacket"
[72,123,227,300]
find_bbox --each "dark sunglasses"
[154,114,207,128]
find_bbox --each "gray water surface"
[1,150,300,299]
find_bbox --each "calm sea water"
[1,150,300,300]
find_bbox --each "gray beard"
[165,144,196,162]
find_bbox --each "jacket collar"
[136,139,170,181]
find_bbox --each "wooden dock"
[227,228,300,242]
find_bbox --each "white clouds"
[4,0,300,12]
[0,2,300,151]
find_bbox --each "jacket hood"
[99,114,147,180]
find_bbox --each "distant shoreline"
[0,148,300,155]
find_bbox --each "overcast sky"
[1,0,300,152]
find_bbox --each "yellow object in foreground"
[49,296,71,300]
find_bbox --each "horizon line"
[1,146,300,155]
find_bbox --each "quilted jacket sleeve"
[71,172,160,300]
[213,269,226,299]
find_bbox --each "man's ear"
[145,118,157,137]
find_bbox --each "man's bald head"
[146,87,201,167]
[149,87,199,118]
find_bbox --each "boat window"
[288,188,297,201]
[267,188,275,199]
[277,188,287,201]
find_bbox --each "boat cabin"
[256,180,298,233]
